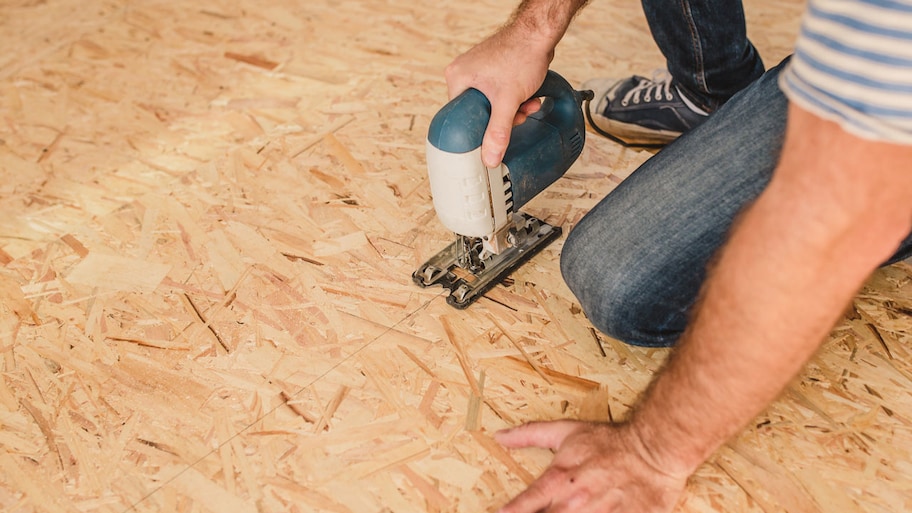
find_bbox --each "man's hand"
[445,27,553,168]
[444,0,589,167]
[495,420,688,513]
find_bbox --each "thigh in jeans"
[561,60,789,347]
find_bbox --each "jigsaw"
[413,70,593,308]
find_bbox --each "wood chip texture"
[5,1,910,513]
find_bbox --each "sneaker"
[583,72,710,146]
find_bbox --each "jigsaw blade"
[412,212,561,309]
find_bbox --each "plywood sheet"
[8,1,911,513]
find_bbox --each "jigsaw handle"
[426,70,590,238]
[427,71,584,154]
[502,71,590,208]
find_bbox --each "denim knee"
[560,221,691,348]
[559,61,794,347]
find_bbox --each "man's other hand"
[495,420,688,513]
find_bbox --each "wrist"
[498,18,558,62]
[626,416,704,481]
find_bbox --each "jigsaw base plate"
[412,213,561,309]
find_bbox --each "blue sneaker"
[583,72,710,146]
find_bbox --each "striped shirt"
[780,0,912,143]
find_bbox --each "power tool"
[413,70,593,308]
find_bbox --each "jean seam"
[679,0,707,101]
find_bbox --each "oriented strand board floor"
[2,0,911,512]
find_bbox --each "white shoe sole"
[581,77,684,146]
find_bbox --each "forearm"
[508,0,590,49]
[630,104,912,477]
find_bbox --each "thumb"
[494,420,586,451]
[481,100,519,168]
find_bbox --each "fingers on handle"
[518,98,542,116]
[513,99,543,127]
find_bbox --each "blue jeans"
[560,60,912,347]
[642,0,765,111]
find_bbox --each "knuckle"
[541,465,572,486]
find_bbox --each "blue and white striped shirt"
[780,0,912,143]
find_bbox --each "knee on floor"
[559,229,682,348]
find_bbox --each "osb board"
[4,0,910,512]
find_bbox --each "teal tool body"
[413,70,592,308]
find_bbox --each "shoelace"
[621,72,674,106]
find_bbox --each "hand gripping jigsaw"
[413,70,593,308]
